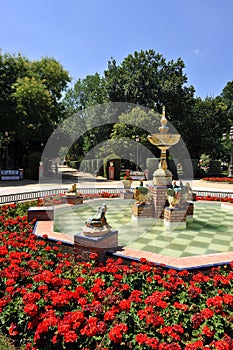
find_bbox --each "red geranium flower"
[202,325,214,338]
[108,323,128,344]
[24,303,38,317]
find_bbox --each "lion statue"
[134,180,149,205]
[167,187,181,208]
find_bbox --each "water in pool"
[54,199,233,258]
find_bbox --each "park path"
[0,165,233,195]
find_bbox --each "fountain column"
[148,107,181,220]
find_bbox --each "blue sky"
[1,0,233,98]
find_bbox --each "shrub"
[209,160,221,176]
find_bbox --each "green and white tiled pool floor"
[54,199,233,258]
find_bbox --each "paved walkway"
[0,166,233,195]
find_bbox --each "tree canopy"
[63,49,233,164]
[1,48,233,174]
[0,51,71,168]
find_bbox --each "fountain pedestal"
[163,207,187,229]
[121,176,134,199]
[147,106,195,228]
[186,202,194,222]
[120,190,134,199]
[150,186,169,219]
[74,230,118,262]
[66,195,83,205]
[132,203,153,219]
[74,203,118,262]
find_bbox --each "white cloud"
[194,49,209,56]
[194,49,200,55]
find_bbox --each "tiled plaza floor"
[54,199,233,259]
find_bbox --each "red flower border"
[0,201,232,349]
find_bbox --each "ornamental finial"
[162,105,166,117]
[159,105,168,133]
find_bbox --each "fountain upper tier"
[148,106,180,150]
[147,133,180,150]
[147,106,181,185]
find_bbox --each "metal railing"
[0,189,68,204]
[0,187,233,204]
[0,187,122,204]
[76,187,121,194]
[193,190,233,199]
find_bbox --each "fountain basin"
[33,199,233,269]
[148,134,180,148]
[53,199,233,258]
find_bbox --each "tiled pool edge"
[113,247,233,270]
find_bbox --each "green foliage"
[61,49,233,164]
[183,97,229,159]
[0,51,71,168]
[12,77,53,144]
[3,48,233,170]
[110,106,161,159]
[104,49,191,111]
[195,167,206,179]
[28,151,41,180]
[0,333,25,350]
[62,73,107,115]
[68,160,79,169]
[209,160,222,176]
[30,57,70,101]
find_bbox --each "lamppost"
[136,135,140,171]
[223,126,233,177]
[4,131,9,169]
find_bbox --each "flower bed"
[203,177,233,183]
[196,195,233,203]
[0,202,232,349]
[39,194,64,206]
[39,192,120,205]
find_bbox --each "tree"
[0,51,29,132]
[0,51,71,168]
[104,50,194,113]
[62,49,233,163]
[62,73,107,115]
[110,106,160,148]
[221,81,233,128]
[104,50,197,159]
[104,106,161,169]
[30,57,71,126]
[186,97,229,160]
[62,50,196,161]
[12,76,53,146]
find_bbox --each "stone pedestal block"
[164,207,187,229]
[120,191,134,199]
[151,186,169,219]
[132,203,153,218]
[66,196,83,205]
[74,230,118,262]
[28,206,54,221]
[61,196,68,204]
[186,202,194,222]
